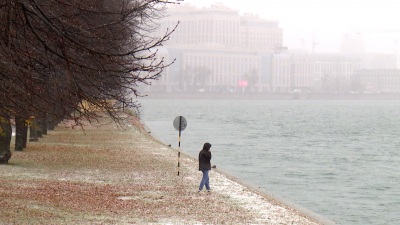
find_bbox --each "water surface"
[138,99,400,225]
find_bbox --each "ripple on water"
[139,99,400,225]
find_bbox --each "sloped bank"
[141,116,338,225]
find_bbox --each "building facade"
[270,53,359,93]
[354,69,400,93]
[160,3,283,51]
[146,3,282,93]
[146,4,400,94]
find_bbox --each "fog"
[138,1,400,95]
[185,0,400,54]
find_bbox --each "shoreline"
[141,119,338,225]
[1,113,335,224]
[143,92,400,100]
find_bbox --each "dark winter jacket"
[199,149,212,171]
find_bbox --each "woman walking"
[198,142,212,193]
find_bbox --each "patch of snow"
[117,196,139,200]
[211,171,321,225]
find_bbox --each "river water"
[138,98,400,225]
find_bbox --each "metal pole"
[177,116,181,176]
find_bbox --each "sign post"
[173,116,187,176]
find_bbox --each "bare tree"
[0,111,12,164]
[0,0,178,163]
[244,68,259,92]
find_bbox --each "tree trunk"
[29,118,38,142]
[37,120,43,138]
[40,120,48,135]
[37,120,46,136]
[0,114,12,164]
[22,120,28,148]
[48,120,55,130]
[15,117,26,151]
[37,129,43,138]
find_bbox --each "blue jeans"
[199,170,210,191]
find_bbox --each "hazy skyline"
[176,0,400,54]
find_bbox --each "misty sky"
[177,0,400,54]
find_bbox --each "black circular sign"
[173,116,187,131]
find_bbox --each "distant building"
[271,53,291,92]
[240,13,283,50]
[292,55,314,92]
[271,53,358,93]
[161,3,283,50]
[146,3,283,93]
[359,53,397,70]
[312,54,361,92]
[354,69,400,93]
[146,4,400,94]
